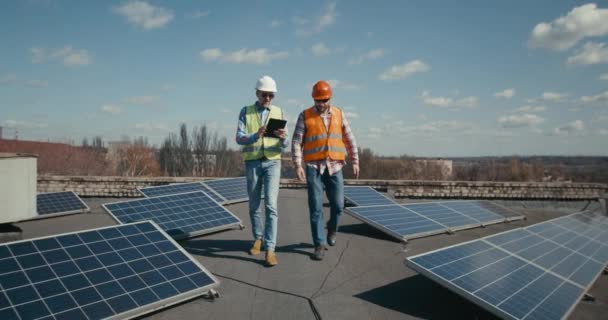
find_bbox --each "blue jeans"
[305,165,344,247]
[245,159,281,251]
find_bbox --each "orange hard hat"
[312,80,332,100]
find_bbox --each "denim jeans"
[305,165,344,247]
[245,159,281,251]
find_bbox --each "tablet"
[265,118,287,138]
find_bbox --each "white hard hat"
[255,75,277,92]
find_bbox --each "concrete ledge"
[37,175,608,200]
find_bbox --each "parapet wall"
[37,176,608,200]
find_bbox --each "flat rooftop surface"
[12,190,608,320]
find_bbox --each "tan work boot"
[249,239,262,255]
[265,250,278,267]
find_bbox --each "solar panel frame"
[0,221,220,320]
[343,186,396,207]
[33,191,90,220]
[102,191,243,240]
[202,177,250,204]
[345,204,448,241]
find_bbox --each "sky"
[1,0,608,157]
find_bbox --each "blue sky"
[1,0,607,156]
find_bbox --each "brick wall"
[37,176,608,200]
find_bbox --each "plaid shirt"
[291,105,358,175]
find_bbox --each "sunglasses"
[260,92,275,99]
[315,99,330,103]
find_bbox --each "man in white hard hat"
[236,75,288,267]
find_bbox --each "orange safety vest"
[302,106,346,161]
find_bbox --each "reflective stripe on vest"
[241,104,283,161]
[302,106,346,161]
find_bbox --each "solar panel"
[202,177,249,204]
[35,192,90,218]
[346,204,447,241]
[407,211,608,320]
[139,182,207,198]
[103,191,242,240]
[476,201,525,221]
[343,186,396,206]
[439,201,505,225]
[403,203,480,231]
[138,182,226,204]
[0,221,218,320]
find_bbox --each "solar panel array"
[36,192,90,218]
[346,197,524,241]
[103,191,242,240]
[344,186,396,206]
[407,211,608,320]
[0,221,218,320]
[202,177,249,204]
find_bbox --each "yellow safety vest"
[241,104,283,161]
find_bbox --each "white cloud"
[511,105,546,113]
[580,91,608,104]
[326,80,362,91]
[295,2,337,36]
[567,42,608,65]
[30,47,46,63]
[127,95,160,105]
[200,48,288,64]
[345,112,359,119]
[527,91,568,103]
[420,91,478,109]
[529,3,608,51]
[101,104,124,115]
[379,60,429,81]
[369,127,382,134]
[3,120,47,129]
[269,20,282,28]
[600,73,608,80]
[498,113,545,128]
[553,120,585,135]
[191,10,209,19]
[311,42,330,56]
[25,79,48,87]
[348,49,387,65]
[494,88,515,99]
[316,2,337,32]
[135,122,170,131]
[0,73,17,84]
[398,120,475,135]
[114,0,174,30]
[599,128,608,135]
[32,46,91,67]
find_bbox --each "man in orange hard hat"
[236,75,288,267]
[291,80,359,261]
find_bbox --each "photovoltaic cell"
[407,210,608,320]
[0,221,218,320]
[346,204,447,241]
[343,186,396,206]
[36,192,90,218]
[103,191,242,240]
[202,177,249,204]
[476,201,525,221]
[439,201,505,225]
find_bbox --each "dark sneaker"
[327,230,337,246]
[312,246,326,261]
